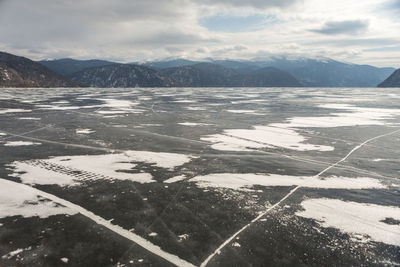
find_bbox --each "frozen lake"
[0,87,399,266]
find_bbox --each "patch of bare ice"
[296,198,400,246]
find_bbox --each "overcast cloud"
[311,20,369,35]
[0,0,399,67]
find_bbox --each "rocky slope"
[378,69,400,87]
[0,52,81,88]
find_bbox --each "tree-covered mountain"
[40,58,114,76]
[34,54,398,88]
[142,58,200,69]
[0,52,80,88]
[209,57,395,87]
[69,64,173,87]
[378,69,400,87]
[161,63,301,87]
[69,62,302,87]
[160,63,239,87]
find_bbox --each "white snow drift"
[10,151,194,186]
[189,173,386,191]
[296,198,400,246]
[0,179,77,218]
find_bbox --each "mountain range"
[378,69,400,87]
[0,52,80,88]
[143,57,395,87]
[0,51,398,88]
[43,56,395,88]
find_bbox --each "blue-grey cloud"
[387,0,400,9]
[311,20,369,35]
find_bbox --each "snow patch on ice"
[296,198,400,246]
[0,179,77,218]
[164,175,187,183]
[10,151,194,186]
[272,104,400,128]
[202,126,333,152]
[203,103,400,152]
[174,100,196,103]
[189,173,385,191]
[76,128,95,134]
[179,122,211,126]
[3,141,41,147]
[185,106,206,111]
[10,161,81,186]
[96,98,144,114]
[201,134,264,151]
[226,110,257,114]
[0,109,31,114]
[18,117,41,120]
[178,234,189,242]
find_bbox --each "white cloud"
[0,0,399,67]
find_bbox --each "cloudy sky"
[0,0,399,66]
